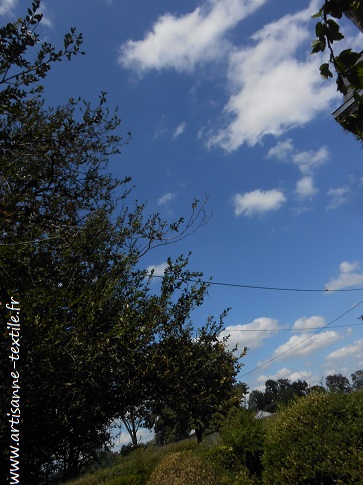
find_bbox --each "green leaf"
[311,8,323,19]
[337,49,361,69]
[315,21,325,39]
[320,63,333,79]
[311,39,326,54]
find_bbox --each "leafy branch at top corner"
[311,1,363,96]
[0,0,85,97]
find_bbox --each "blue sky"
[3,0,363,442]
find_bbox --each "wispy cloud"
[325,261,363,290]
[326,186,349,209]
[157,192,176,206]
[267,139,329,174]
[119,0,267,73]
[292,147,329,174]
[38,3,52,28]
[233,189,286,217]
[173,122,186,139]
[220,317,280,350]
[266,139,294,161]
[0,0,17,16]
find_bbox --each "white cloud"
[233,189,286,217]
[0,0,17,15]
[272,331,340,359]
[292,147,329,174]
[295,176,318,199]
[323,340,363,380]
[207,4,339,150]
[112,422,154,451]
[293,316,327,331]
[119,0,267,73]
[266,139,294,161]
[173,122,186,139]
[119,1,339,150]
[146,262,168,277]
[220,317,280,351]
[340,261,359,273]
[326,261,363,290]
[327,186,349,209]
[256,367,314,385]
[38,3,52,28]
[326,339,363,361]
[157,192,176,206]
[267,140,329,174]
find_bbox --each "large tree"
[351,369,363,391]
[143,311,246,445]
[249,379,308,412]
[325,373,351,393]
[0,2,244,483]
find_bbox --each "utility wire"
[150,274,363,292]
[240,299,363,378]
[224,321,363,332]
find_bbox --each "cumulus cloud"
[173,122,186,139]
[157,192,176,206]
[119,1,339,150]
[295,176,318,199]
[325,339,363,362]
[233,189,286,217]
[327,186,349,209]
[219,317,280,351]
[206,4,338,150]
[293,316,327,331]
[326,261,363,290]
[0,0,17,15]
[119,0,267,73]
[256,367,314,385]
[272,331,340,359]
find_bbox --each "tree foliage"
[326,373,352,393]
[144,313,245,445]
[0,2,243,483]
[312,0,363,139]
[248,378,308,412]
[351,369,363,390]
[221,407,266,478]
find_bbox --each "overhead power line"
[224,321,363,332]
[240,299,363,378]
[150,274,363,292]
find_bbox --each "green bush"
[262,391,363,484]
[65,441,199,484]
[202,445,256,484]
[147,450,219,485]
[221,408,266,477]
